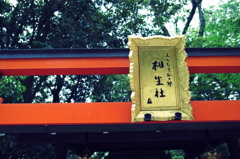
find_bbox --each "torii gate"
[0,48,240,158]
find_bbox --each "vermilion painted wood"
[0,57,129,76]
[0,56,239,125]
[187,56,240,73]
[0,100,239,125]
[0,56,240,76]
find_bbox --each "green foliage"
[0,76,26,103]
[148,0,186,36]
[215,143,231,159]
[0,0,239,158]
[0,0,185,49]
[185,0,240,101]
[186,0,240,47]
[190,73,240,100]
[91,75,131,102]
[168,150,184,158]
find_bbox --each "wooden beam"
[187,56,240,73]
[0,57,129,76]
[0,56,239,76]
[0,100,239,125]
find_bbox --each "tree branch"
[161,25,170,37]
[23,76,34,103]
[23,76,48,103]
[52,75,65,103]
[182,0,203,34]
[198,4,205,37]
[66,76,81,103]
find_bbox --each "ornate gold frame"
[128,35,193,122]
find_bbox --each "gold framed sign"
[128,35,193,122]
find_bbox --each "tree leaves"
[0,0,239,158]
[186,0,240,47]
[91,75,131,102]
[190,73,240,100]
[0,76,26,103]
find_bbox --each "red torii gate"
[0,48,240,158]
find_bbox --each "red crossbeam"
[0,55,240,125]
[0,100,239,125]
[0,56,239,76]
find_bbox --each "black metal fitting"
[174,112,182,120]
[144,113,152,121]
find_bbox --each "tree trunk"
[198,4,205,36]
[161,25,170,37]
[22,76,35,103]
[23,76,48,103]
[182,0,203,35]
[51,75,66,103]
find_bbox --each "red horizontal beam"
[0,56,239,76]
[187,56,240,74]
[0,100,239,125]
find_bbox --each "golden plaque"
[128,35,193,122]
